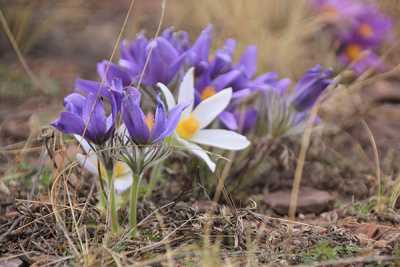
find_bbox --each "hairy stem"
[129,173,141,238]
[108,173,119,234]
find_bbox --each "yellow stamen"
[145,113,154,131]
[113,162,128,177]
[176,115,200,139]
[345,43,363,61]
[358,23,374,38]
[201,86,217,100]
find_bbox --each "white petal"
[114,174,133,193]
[73,134,92,154]
[157,83,176,110]
[76,153,99,176]
[192,88,232,129]
[178,68,195,117]
[190,129,250,150]
[176,137,216,172]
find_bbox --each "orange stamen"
[345,43,363,61]
[145,113,154,131]
[201,86,217,100]
[358,23,374,38]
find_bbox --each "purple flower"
[339,43,384,73]
[119,32,185,86]
[342,6,393,47]
[312,0,364,24]
[186,25,213,72]
[97,60,132,87]
[220,108,257,134]
[313,0,393,74]
[290,65,333,112]
[51,92,116,145]
[121,88,185,144]
[161,27,190,53]
[252,72,291,94]
[186,26,295,132]
[75,77,124,113]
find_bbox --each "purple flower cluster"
[95,25,300,133]
[52,81,185,146]
[52,25,334,146]
[52,85,119,145]
[259,65,333,137]
[314,0,393,73]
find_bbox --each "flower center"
[345,43,363,61]
[321,5,337,19]
[145,113,154,131]
[201,86,217,100]
[176,114,200,139]
[358,23,374,38]
[113,161,128,177]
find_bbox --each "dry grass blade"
[288,101,320,222]
[0,7,42,92]
[361,120,383,212]
[293,255,400,267]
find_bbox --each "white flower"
[74,135,132,193]
[158,68,250,172]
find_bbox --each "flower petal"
[75,79,102,95]
[76,153,99,176]
[178,68,195,117]
[219,111,238,130]
[81,94,107,144]
[188,25,213,65]
[157,83,176,110]
[121,89,150,144]
[97,60,132,86]
[177,137,216,172]
[64,93,86,115]
[51,112,85,137]
[73,134,92,154]
[192,88,232,129]
[150,98,167,142]
[238,45,257,78]
[153,103,186,143]
[190,129,250,150]
[114,174,133,193]
[212,70,241,90]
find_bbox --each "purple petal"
[75,79,102,95]
[150,98,167,142]
[210,38,237,75]
[236,108,257,133]
[212,69,241,90]
[82,94,107,144]
[64,93,86,115]
[120,33,148,69]
[97,60,132,86]
[121,89,149,144]
[153,104,186,143]
[51,112,85,137]
[238,45,257,78]
[142,38,181,85]
[188,25,213,66]
[291,65,332,111]
[219,111,238,130]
